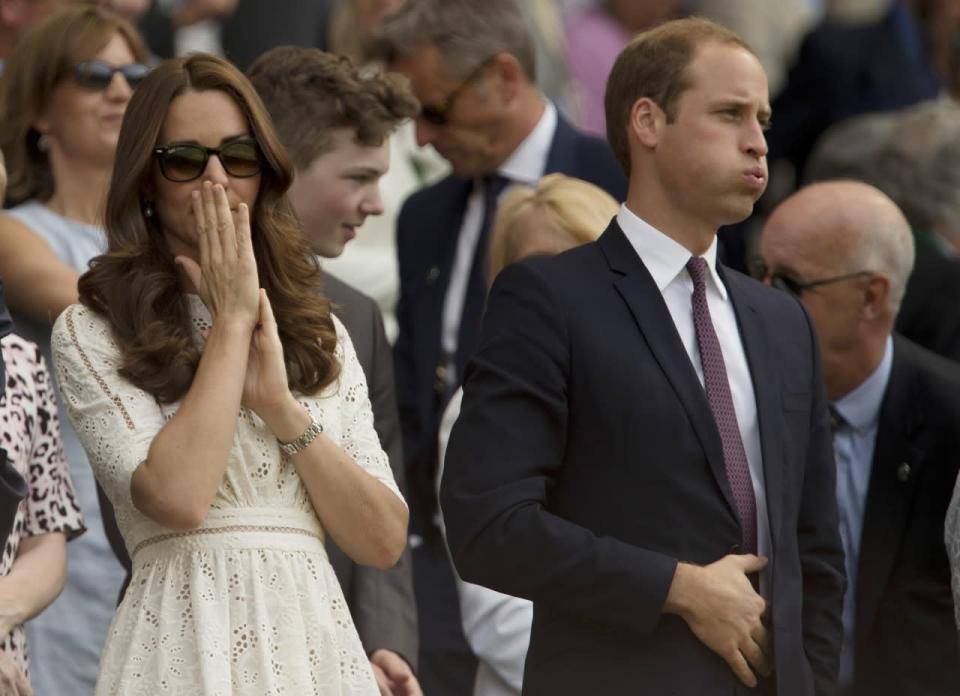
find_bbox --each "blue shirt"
[831,336,893,692]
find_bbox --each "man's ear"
[488,52,523,105]
[629,97,664,150]
[862,274,891,321]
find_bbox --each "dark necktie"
[828,404,847,435]
[455,174,511,376]
[686,256,758,554]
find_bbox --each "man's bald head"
[763,181,915,312]
[761,181,914,399]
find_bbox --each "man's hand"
[370,649,422,696]
[0,650,30,696]
[664,554,771,688]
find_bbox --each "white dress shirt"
[616,205,772,587]
[440,101,559,368]
[438,389,532,696]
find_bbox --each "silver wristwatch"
[279,419,323,457]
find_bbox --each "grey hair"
[366,0,537,82]
[807,98,960,242]
[849,204,915,314]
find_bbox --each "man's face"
[758,223,865,362]
[287,128,389,259]
[652,42,770,231]
[392,43,507,177]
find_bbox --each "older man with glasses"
[759,180,960,696]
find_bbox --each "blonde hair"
[488,173,618,284]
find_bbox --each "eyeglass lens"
[75,61,151,90]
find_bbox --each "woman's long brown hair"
[79,54,341,403]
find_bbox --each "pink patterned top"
[0,334,85,680]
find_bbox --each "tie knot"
[482,174,510,200]
[828,404,847,433]
[686,256,709,290]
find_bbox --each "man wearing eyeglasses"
[760,180,960,696]
[369,1,625,692]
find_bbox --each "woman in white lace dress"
[50,53,408,695]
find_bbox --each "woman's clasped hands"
[175,182,292,418]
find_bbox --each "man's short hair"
[367,0,536,83]
[248,46,419,170]
[604,17,752,173]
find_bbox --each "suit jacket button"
[426,266,440,283]
[730,544,742,554]
[897,463,911,482]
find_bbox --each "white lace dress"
[947,473,960,630]
[51,298,402,695]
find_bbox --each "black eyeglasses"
[75,61,151,90]
[153,139,262,182]
[770,270,874,297]
[418,55,497,126]
[750,256,875,296]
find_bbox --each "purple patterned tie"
[686,256,758,554]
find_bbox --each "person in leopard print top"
[0,333,85,692]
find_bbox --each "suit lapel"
[723,270,785,561]
[856,337,925,639]
[598,223,739,522]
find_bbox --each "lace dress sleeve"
[21,338,85,540]
[333,316,405,505]
[51,305,168,511]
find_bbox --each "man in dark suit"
[442,17,846,696]
[370,0,626,539]
[370,3,626,690]
[760,181,960,696]
[248,47,421,695]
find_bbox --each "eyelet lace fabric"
[51,299,403,695]
[946,474,960,630]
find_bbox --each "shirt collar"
[496,99,556,186]
[832,335,894,433]
[616,203,727,300]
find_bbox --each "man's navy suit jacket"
[393,112,626,516]
[442,221,846,695]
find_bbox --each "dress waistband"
[131,506,325,560]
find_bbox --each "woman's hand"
[175,182,259,329]
[0,650,30,695]
[242,289,293,419]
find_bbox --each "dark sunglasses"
[74,61,151,90]
[419,55,497,126]
[153,139,262,183]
